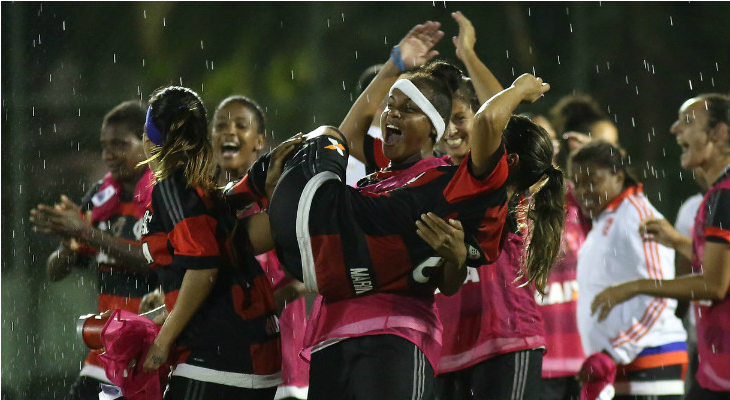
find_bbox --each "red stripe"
[625,196,657,279]
[612,299,667,347]
[610,298,662,346]
[705,226,730,243]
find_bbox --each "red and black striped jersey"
[141,167,281,375]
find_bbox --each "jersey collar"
[603,184,643,213]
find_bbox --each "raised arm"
[451,11,503,104]
[339,21,444,163]
[471,74,550,176]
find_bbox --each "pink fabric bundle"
[92,168,154,222]
[580,352,616,400]
[98,309,166,400]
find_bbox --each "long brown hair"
[504,115,566,295]
[143,86,215,192]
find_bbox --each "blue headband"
[145,106,164,146]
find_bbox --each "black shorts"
[434,349,543,400]
[308,335,434,400]
[539,376,580,400]
[68,375,104,400]
[164,376,277,400]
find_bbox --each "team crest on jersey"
[467,244,481,259]
[91,185,116,207]
[324,138,345,156]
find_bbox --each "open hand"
[398,21,445,70]
[416,212,466,267]
[265,132,305,197]
[639,217,682,248]
[591,282,636,322]
[451,11,476,61]
[30,195,88,240]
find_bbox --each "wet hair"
[356,64,385,96]
[696,93,730,131]
[503,115,566,294]
[144,86,214,192]
[403,59,464,142]
[549,93,611,134]
[102,100,146,138]
[214,95,267,136]
[569,140,639,189]
[453,77,480,112]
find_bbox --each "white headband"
[389,79,446,142]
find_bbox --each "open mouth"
[384,124,402,146]
[220,141,241,158]
[445,137,464,147]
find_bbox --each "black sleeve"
[704,188,730,244]
[80,180,104,212]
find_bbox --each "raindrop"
[688,80,693,90]
[49,73,52,82]
[43,160,46,169]
[679,171,683,181]
[143,10,147,19]
[662,148,666,157]
[557,55,561,64]
[113,53,116,63]
[211,61,214,70]
[606,61,610,70]
[511,67,515,76]
[163,18,166,27]
[652,65,655,74]
[506,49,509,59]
[631,117,635,127]
[596,65,599,73]
[291,70,294,80]
[635,86,639,95]
[342,81,345,90]
[569,23,573,33]
[384,36,387,45]
[699,72,703,81]
[32,107,35,116]
[711,77,715,87]
[78,108,81,117]
[53,124,57,132]
[342,13,345,22]
[327,19,330,28]
[200,40,204,49]
[280,21,283,28]
[566,7,570,15]
[625,75,629,84]
[355,50,358,59]
[716,62,719,71]
[179,77,183,85]
[669,16,673,26]
[38,34,41,44]
[62,21,66,30]
[142,59,145,67]
[528,7,531,16]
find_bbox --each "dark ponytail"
[143,86,215,192]
[504,115,566,294]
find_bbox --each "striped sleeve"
[363,135,389,171]
[704,188,730,244]
[154,178,221,270]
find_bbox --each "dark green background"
[2,2,729,399]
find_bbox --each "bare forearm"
[78,227,149,273]
[631,274,727,302]
[437,260,467,296]
[46,245,78,281]
[471,86,524,175]
[670,235,693,260]
[339,60,401,162]
[155,269,218,347]
[459,50,503,104]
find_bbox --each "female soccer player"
[139,86,285,400]
[591,94,730,399]
[571,141,688,399]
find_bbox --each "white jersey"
[674,193,702,237]
[577,187,687,365]
[345,126,382,186]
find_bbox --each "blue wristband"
[390,45,406,72]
